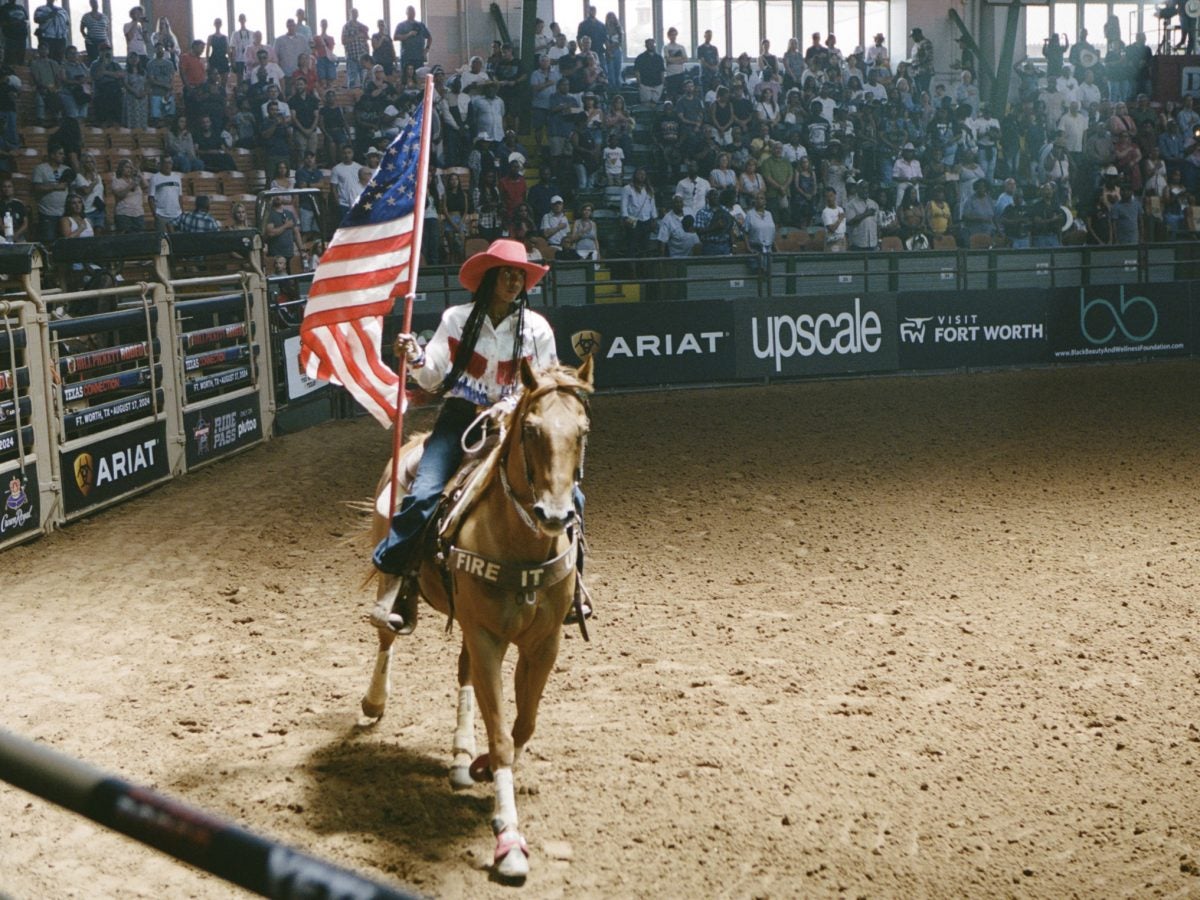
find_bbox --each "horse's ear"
[520,355,539,390]
[576,352,594,387]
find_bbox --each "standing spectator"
[313,19,336,90]
[370,19,395,77]
[194,114,235,171]
[329,145,361,222]
[760,140,794,220]
[206,18,229,89]
[694,188,733,255]
[634,38,665,105]
[230,13,252,84]
[121,54,148,128]
[892,142,923,206]
[110,157,145,232]
[674,161,710,217]
[78,0,108,63]
[147,155,182,232]
[663,27,687,97]
[250,47,285,90]
[529,53,559,143]
[341,10,370,88]
[59,45,91,121]
[177,194,222,232]
[925,184,953,242]
[540,194,569,248]
[1109,183,1142,243]
[743,191,776,265]
[1029,182,1065,247]
[1000,187,1031,247]
[150,16,178,66]
[145,43,174,124]
[261,100,293,174]
[438,172,474,263]
[58,192,93,239]
[31,44,62,125]
[698,29,720,92]
[179,39,207,91]
[33,0,69,61]
[577,6,608,69]
[394,5,431,72]
[470,81,505,143]
[293,8,311,41]
[910,27,933,97]
[289,79,320,162]
[866,33,889,72]
[294,150,322,234]
[32,146,70,242]
[604,12,624,88]
[89,45,123,125]
[275,19,308,90]
[0,0,29,65]
[821,187,847,251]
[960,180,996,243]
[123,6,148,65]
[845,179,880,250]
[621,166,657,258]
[570,202,600,258]
[603,133,626,186]
[498,157,526,225]
[263,193,301,271]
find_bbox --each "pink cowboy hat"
[458,238,549,293]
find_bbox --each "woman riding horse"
[372,238,560,633]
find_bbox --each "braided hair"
[438,266,529,396]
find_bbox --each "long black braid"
[438,267,530,396]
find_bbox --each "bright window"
[696,0,728,59]
[832,1,860,52]
[730,0,759,57]
[1026,6,1051,61]
[764,0,794,50]
[863,2,888,59]
[625,0,655,55]
[802,2,829,41]
[662,0,694,51]
[1110,4,1141,45]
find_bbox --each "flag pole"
[389,74,436,520]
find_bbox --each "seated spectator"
[195,115,235,171]
[177,194,223,232]
[165,116,204,171]
[0,177,29,241]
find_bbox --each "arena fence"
[0,233,275,550]
[0,727,418,900]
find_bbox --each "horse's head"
[507,355,594,536]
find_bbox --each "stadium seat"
[933,235,958,251]
[969,233,993,250]
[880,236,904,252]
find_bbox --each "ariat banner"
[61,420,170,515]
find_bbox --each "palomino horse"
[361,356,594,881]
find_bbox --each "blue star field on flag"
[342,97,426,228]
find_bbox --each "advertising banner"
[553,300,736,388]
[897,289,1049,370]
[1048,284,1190,362]
[0,461,39,544]
[282,335,326,402]
[184,393,263,468]
[60,420,169,515]
[734,294,899,378]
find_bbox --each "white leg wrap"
[363,647,392,710]
[453,686,475,756]
[494,767,518,830]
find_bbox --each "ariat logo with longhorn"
[571,330,602,361]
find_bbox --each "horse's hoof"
[469,753,493,783]
[448,764,474,791]
[494,830,530,881]
[360,696,385,719]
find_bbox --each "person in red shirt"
[498,157,527,227]
[179,39,207,89]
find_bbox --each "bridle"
[496,382,590,534]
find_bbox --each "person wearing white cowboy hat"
[372,238,559,631]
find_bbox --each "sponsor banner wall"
[1048,283,1191,362]
[0,462,39,543]
[184,393,263,468]
[734,294,899,379]
[897,289,1050,370]
[60,420,170,515]
[552,301,736,388]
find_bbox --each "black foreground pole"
[0,727,421,900]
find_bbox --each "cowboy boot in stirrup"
[370,572,419,635]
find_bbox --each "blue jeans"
[1033,233,1060,248]
[373,398,478,575]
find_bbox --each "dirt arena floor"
[2,360,1200,899]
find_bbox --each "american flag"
[299,92,430,427]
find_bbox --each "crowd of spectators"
[0,1,1195,284]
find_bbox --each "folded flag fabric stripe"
[299,96,428,426]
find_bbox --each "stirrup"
[563,596,592,625]
[369,574,419,635]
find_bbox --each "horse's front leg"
[462,624,528,881]
[361,575,401,719]
[511,619,563,757]
[449,642,476,790]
